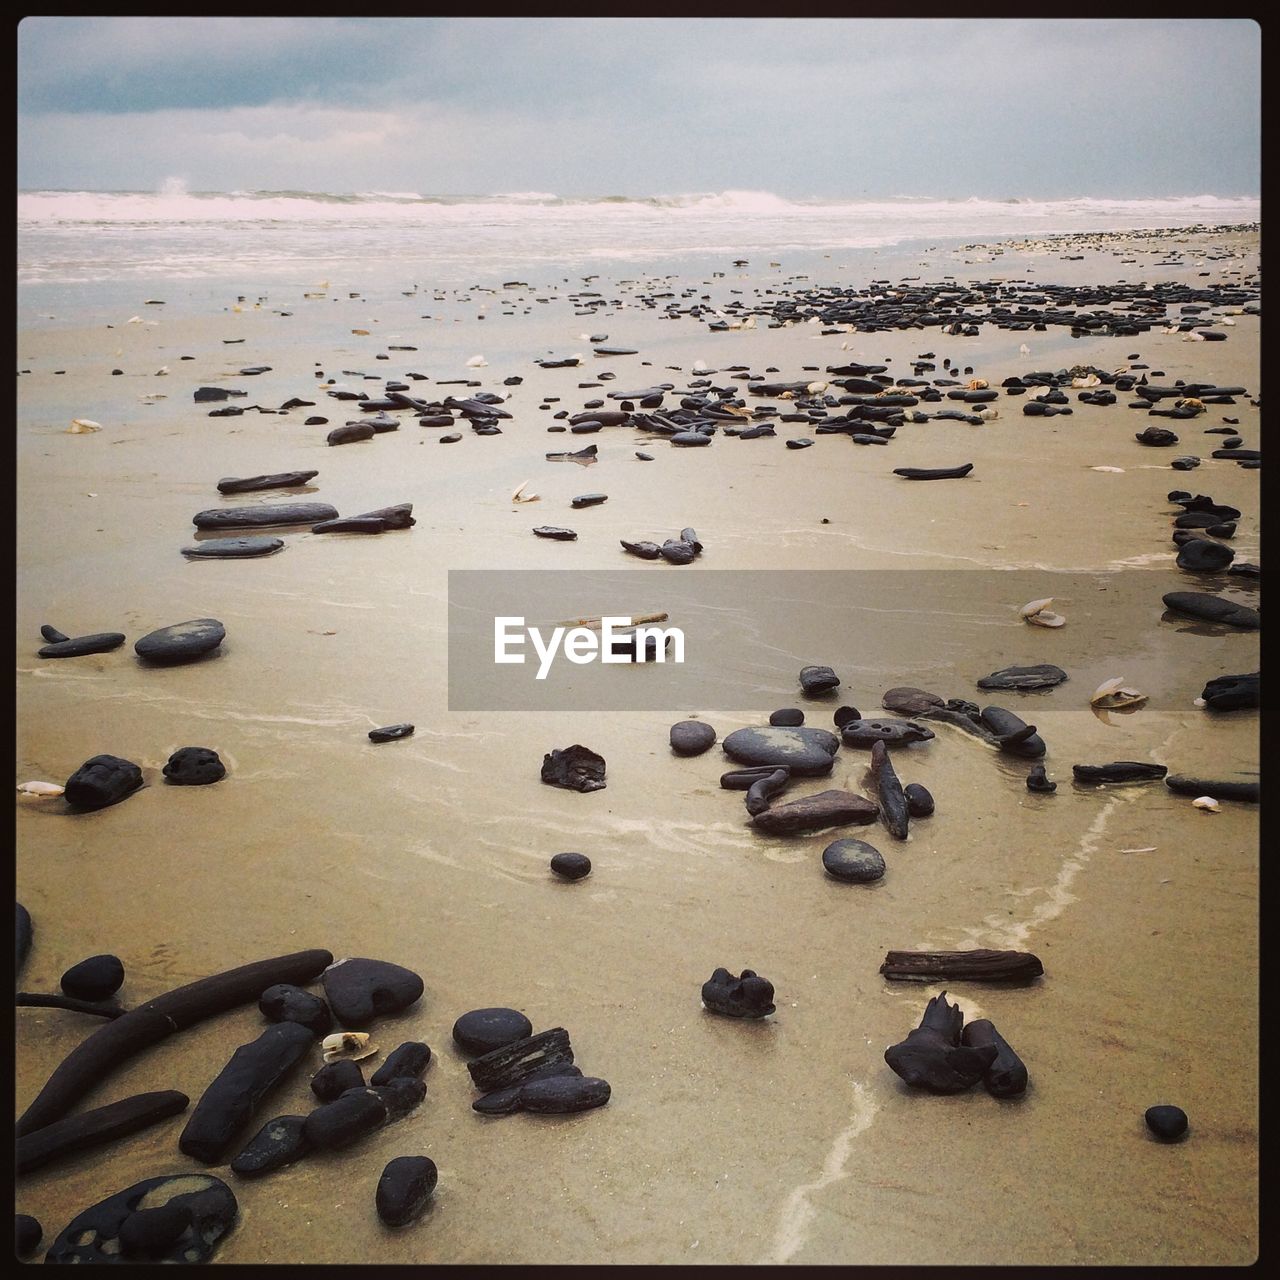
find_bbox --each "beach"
[15,218,1259,1265]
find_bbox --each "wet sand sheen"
[15,229,1258,1263]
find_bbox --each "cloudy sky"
[16,17,1260,197]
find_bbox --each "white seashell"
[127,315,143,324]
[1091,465,1125,473]
[67,419,102,433]
[1071,374,1101,388]
[465,355,487,367]
[17,781,65,797]
[1026,610,1066,628]
[1182,331,1205,341]
[321,1031,377,1063]
[1020,597,1054,618]
[1091,677,1126,704]
[978,407,999,421]
[742,316,756,329]
[966,378,989,391]
[692,359,708,372]
[806,381,828,394]
[1193,697,1207,708]
[1192,796,1220,812]
[1019,344,1031,355]
[154,366,169,376]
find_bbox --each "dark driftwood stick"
[16,992,126,1019]
[879,949,1044,983]
[16,948,332,1138]
[16,1090,190,1175]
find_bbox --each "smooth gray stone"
[194,503,338,529]
[38,632,126,658]
[134,618,225,662]
[822,838,886,883]
[182,537,284,558]
[670,431,712,446]
[976,664,1068,691]
[1162,592,1259,629]
[721,725,840,776]
[670,721,717,755]
[534,526,578,540]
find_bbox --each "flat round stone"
[181,537,284,559]
[721,726,840,776]
[821,838,886,882]
[670,720,716,755]
[452,1008,534,1055]
[60,953,124,1001]
[134,618,226,663]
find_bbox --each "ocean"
[17,187,1261,305]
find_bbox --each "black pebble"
[376,1155,438,1227]
[162,746,226,785]
[701,967,775,1018]
[903,783,934,817]
[550,852,592,881]
[15,1213,42,1259]
[64,754,144,811]
[304,1087,388,1150]
[369,723,415,743]
[1145,1104,1189,1141]
[832,705,863,728]
[799,664,840,695]
[453,1008,534,1054]
[60,953,124,1001]
[769,708,805,726]
[258,983,332,1035]
[311,1059,365,1101]
[370,1041,432,1084]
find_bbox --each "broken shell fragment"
[321,1032,377,1064]
[67,419,102,433]
[1192,796,1221,812]
[18,781,65,797]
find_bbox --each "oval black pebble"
[550,852,592,881]
[903,783,934,817]
[311,1059,366,1101]
[1145,1104,1188,1141]
[16,1213,42,1259]
[376,1155,438,1227]
[769,708,805,727]
[453,1008,534,1055]
[519,1074,611,1114]
[821,838,886,883]
[670,720,716,755]
[118,1202,194,1259]
[799,664,840,695]
[371,1041,432,1084]
[258,983,332,1035]
[1026,764,1057,793]
[162,746,226,785]
[60,953,124,1001]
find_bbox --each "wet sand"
[15,228,1259,1263]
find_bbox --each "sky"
[16,17,1261,198]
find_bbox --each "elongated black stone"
[519,1075,611,1113]
[370,1041,432,1085]
[179,1021,314,1162]
[217,471,318,494]
[229,1114,311,1177]
[304,1087,388,1150]
[16,1090,190,1175]
[1072,762,1167,784]
[745,767,789,816]
[38,632,127,659]
[1165,775,1259,803]
[870,740,909,839]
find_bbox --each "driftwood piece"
[1165,775,1260,803]
[467,1028,574,1092]
[869,740,909,839]
[16,1090,190,1175]
[879,949,1044,984]
[16,948,332,1138]
[16,992,126,1019]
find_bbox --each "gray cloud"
[17,17,1260,196]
